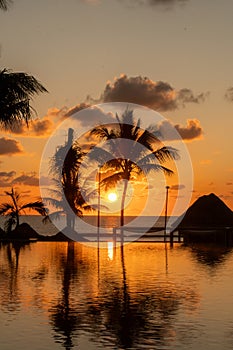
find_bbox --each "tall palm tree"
[47,128,97,230]
[0,0,12,11]
[0,187,48,233]
[90,109,179,229]
[0,69,47,129]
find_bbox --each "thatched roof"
[177,193,233,228]
[10,223,42,239]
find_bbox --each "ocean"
[0,215,173,236]
[1,241,233,349]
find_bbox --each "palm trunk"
[16,211,19,228]
[10,189,20,228]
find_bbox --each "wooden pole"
[164,186,170,242]
[97,167,101,248]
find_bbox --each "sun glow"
[107,192,118,202]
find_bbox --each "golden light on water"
[107,242,114,260]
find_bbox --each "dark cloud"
[31,118,53,136]
[0,170,16,187]
[132,0,189,8]
[96,75,177,111]
[170,184,185,190]
[65,102,91,118]
[178,88,209,105]
[225,87,233,102]
[148,0,187,4]
[0,137,23,155]
[174,119,203,140]
[64,104,114,127]
[9,117,54,137]
[226,182,232,185]
[86,0,189,8]
[92,75,208,111]
[0,171,16,178]
[158,119,203,141]
[12,174,39,187]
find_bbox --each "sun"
[107,192,118,202]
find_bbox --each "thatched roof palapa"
[177,193,233,229]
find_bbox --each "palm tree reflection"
[0,241,29,313]
[49,242,81,350]
[48,243,201,349]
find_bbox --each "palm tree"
[47,128,97,230]
[0,69,47,129]
[90,109,179,229]
[0,0,12,11]
[0,188,48,233]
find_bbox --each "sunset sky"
[0,0,233,216]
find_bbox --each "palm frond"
[0,202,14,215]
[0,0,12,11]
[136,129,159,151]
[100,172,126,190]
[139,163,174,176]
[153,146,180,162]
[4,213,16,233]
[46,210,65,221]
[44,197,64,209]
[90,126,117,139]
[0,69,47,128]
[20,201,48,216]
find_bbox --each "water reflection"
[0,241,31,314]
[188,243,233,267]
[0,242,233,349]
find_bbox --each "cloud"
[0,171,16,178]
[0,137,23,155]
[0,171,16,187]
[226,182,232,186]
[30,119,53,136]
[91,75,208,111]
[12,174,39,187]
[178,88,209,105]
[174,119,203,140]
[64,104,114,127]
[85,0,189,7]
[225,87,233,102]
[170,184,185,190]
[158,118,203,141]
[9,116,54,137]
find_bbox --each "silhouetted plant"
[0,188,48,233]
[90,109,179,228]
[0,0,12,11]
[0,69,47,129]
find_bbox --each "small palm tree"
[0,188,48,233]
[0,69,47,129]
[90,109,179,228]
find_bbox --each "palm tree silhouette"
[0,188,48,233]
[47,128,98,231]
[90,109,179,231]
[0,69,47,129]
[0,0,11,11]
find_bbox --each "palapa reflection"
[189,243,233,268]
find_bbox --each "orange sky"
[0,0,233,216]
